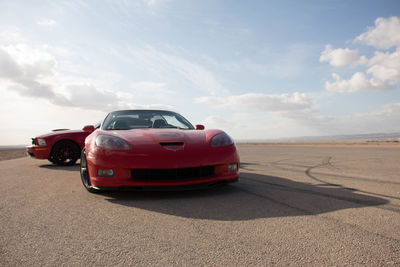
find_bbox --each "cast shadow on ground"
[39,164,80,172]
[103,171,389,221]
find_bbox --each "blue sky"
[0,0,399,145]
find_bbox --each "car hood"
[37,129,85,138]
[101,129,214,145]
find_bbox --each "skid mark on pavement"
[305,157,400,201]
[262,157,400,186]
[303,157,400,213]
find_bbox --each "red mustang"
[80,110,239,192]
[27,123,99,166]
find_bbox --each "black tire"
[80,148,98,193]
[50,140,80,166]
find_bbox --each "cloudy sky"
[0,0,399,145]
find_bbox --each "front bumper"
[26,146,50,159]
[86,145,240,188]
[88,164,239,188]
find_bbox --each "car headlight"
[95,135,131,150]
[37,138,47,146]
[211,132,234,147]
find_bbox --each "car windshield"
[101,110,195,130]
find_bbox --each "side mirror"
[83,125,95,132]
[195,124,205,130]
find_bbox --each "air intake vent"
[159,142,184,146]
[131,166,215,181]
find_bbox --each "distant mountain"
[238,132,400,143]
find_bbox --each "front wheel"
[80,148,98,193]
[51,140,80,166]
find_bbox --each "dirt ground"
[0,149,27,162]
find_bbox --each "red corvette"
[80,110,239,192]
[27,123,99,166]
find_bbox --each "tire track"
[305,157,400,201]
[264,157,400,185]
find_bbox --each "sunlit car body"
[80,110,239,192]
[27,124,99,166]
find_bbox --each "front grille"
[131,166,215,181]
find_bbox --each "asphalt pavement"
[0,144,399,266]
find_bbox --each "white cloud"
[0,88,106,145]
[196,92,314,113]
[142,0,162,6]
[298,102,400,135]
[378,102,400,116]
[199,113,277,140]
[131,81,165,91]
[128,46,228,95]
[325,72,393,93]
[0,45,57,98]
[355,16,400,49]
[319,45,367,67]
[322,16,400,93]
[36,19,57,26]
[0,44,170,112]
[367,46,400,82]
[0,28,26,43]
[201,115,239,131]
[0,44,56,75]
[212,43,316,79]
[130,81,177,102]
[199,101,400,140]
[55,84,130,110]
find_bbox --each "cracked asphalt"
[1,144,399,266]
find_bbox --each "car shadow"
[39,164,80,171]
[102,171,390,221]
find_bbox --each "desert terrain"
[0,143,399,265]
[0,149,26,162]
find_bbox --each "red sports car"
[80,110,239,192]
[27,123,99,166]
